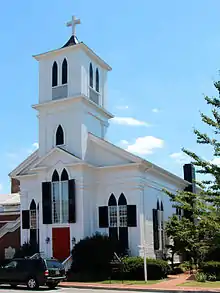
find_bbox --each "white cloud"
[170,152,189,164]
[0,183,3,192]
[120,140,129,146]
[152,108,160,113]
[112,117,150,127]
[121,136,164,155]
[116,105,129,110]
[27,142,39,155]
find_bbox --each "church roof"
[62,35,79,48]
[0,193,20,206]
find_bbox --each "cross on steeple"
[66,15,81,36]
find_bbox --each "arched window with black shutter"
[30,199,36,229]
[96,68,99,92]
[62,58,68,84]
[118,193,127,227]
[30,199,37,251]
[52,170,60,223]
[56,125,64,146]
[61,168,69,223]
[89,63,93,88]
[108,194,118,242]
[52,61,58,87]
[118,193,128,251]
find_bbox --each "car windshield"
[46,260,64,269]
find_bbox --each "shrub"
[14,242,37,258]
[195,272,207,282]
[207,274,217,282]
[179,261,196,272]
[71,233,118,280]
[170,266,184,275]
[200,261,220,280]
[117,257,170,280]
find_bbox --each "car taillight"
[44,270,49,276]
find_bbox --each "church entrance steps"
[62,255,72,272]
[0,217,20,239]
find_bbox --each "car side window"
[4,261,17,269]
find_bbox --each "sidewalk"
[60,274,220,292]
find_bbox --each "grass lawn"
[179,281,220,288]
[99,280,161,285]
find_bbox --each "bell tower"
[32,15,114,158]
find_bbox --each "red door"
[52,227,70,261]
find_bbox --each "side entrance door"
[52,227,70,261]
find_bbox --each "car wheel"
[27,277,39,290]
[47,282,59,289]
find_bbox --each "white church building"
[9,16,195,262]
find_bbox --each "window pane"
[61,181,69,223]
[30,210,36,229]
[119,205,127,227]
[109,206,117,227]
[52,182,60,223]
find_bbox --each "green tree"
[165,81,220,264]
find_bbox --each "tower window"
[96,68,99,92]
[52,61,58,87]
[89,63,93,88]
[56,125,64,146]
[62,58,68,84]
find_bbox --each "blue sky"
[0,0,220,194]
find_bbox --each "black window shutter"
[68,179,76,223]
[99,206,108,228]
[22,210,30,229]
[153,209,159,250]
[127,205,137,227]
[42,182,52,224]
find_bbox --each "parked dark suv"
[0,257,66,289]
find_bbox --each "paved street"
[0,286,142,293]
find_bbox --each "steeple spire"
[66,15,81,36]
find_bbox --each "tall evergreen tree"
[165,81,220,264]
[183,81,220,209]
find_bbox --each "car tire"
[47,282,59,289]
[27,277,39,290]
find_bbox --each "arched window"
[118,194,127,227]
[157,199,160,210]
[61,169,69,223]
[51,169,69,224]
[96,68,99,92]
[52,170,60,223]
[62,58,68,84]
[108,194,117,227]
[30,199,36,229]
[160,201,164,212]
[61,168,69,181]
[52,170,59,182]
[56,125,64,146]
[89,63,93,88]
[52,61,58,87]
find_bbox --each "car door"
[0,261,18,283]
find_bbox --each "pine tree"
[183,81,220,209]
[165,81,220,264]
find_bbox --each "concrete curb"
[58,285,220,293]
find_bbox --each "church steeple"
[32,15,113,158]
